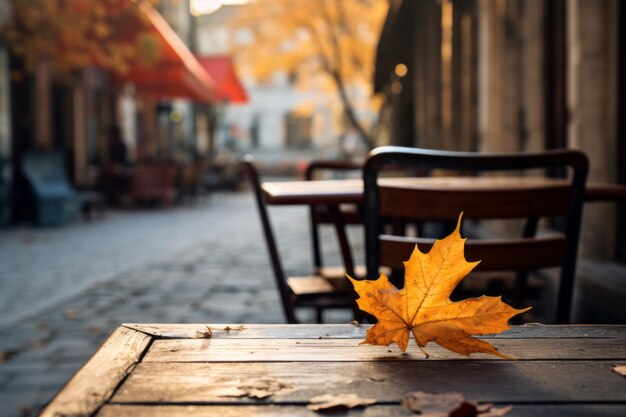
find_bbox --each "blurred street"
[0,190,361,416]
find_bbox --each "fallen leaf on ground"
[28,339,46,349]
[403,391,511,417]
[87,325,103,334]
[349,214,530,358]
[215,379,292,399]
[307,393,376,412]
[35,322,49,330]
[63,309,80,320]
[0,350,18,363]
[612,364,626,376]
[18,405,32,415]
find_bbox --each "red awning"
[114,1,216,102]
[197,55,248,104]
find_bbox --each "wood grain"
[142,337,626,362]
[379,178,572,220]
[380,235,566,271]
[122,323,626,340]
[96,404,626,417]
[112,360,626,404]
[39,326,152,417]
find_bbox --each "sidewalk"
[0,191,363,416]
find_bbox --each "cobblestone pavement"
[0,191,364,416]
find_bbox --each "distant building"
[0,0,221,223]
[194,5,372,164]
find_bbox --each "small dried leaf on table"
[402,391,511,417]
[196,326,213,338]
[307,393,376,412]
[402,391,470,416]
[222,325,245,331]
[195,325,245,338]
[215,379,292,400]
[612,364,626,376]
[481,405,513,417]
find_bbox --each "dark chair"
[362,146,588,324]
[242,156,354,323]
[305,160,365,279]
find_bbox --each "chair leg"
[310,208,323,271]
[327,204,356,277]
[513,270,530,308]
[316,308,324,324]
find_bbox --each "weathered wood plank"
[143,338,626,362]
[95,404,626,417]
[123,323,626,340]
[39,326,152,417]
[112,361,626,404]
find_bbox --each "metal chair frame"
[243,157,353,324]
[363,146,589,324]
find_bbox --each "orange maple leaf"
[349,214,530,359]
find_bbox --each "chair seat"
[287,275,354,310]
[287,275,337,296]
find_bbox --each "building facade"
[375,0,625,265]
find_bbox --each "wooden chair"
[242,157,354,324]
[362,146,588,324]
[305,160,365,279]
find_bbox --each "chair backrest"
[241,156,297,324]
[305,160,362,181]
[22,151,76,196]
[363,146,589,323]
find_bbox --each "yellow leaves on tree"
[230,0,388,148]
[349,215,530,359]
[2,0,161,75]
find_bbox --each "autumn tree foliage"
[2,0,161,75]
[230,0,388,149]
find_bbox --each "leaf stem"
[418,345,430,359]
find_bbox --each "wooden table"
[262,177,626,206]
[40,324,626,416]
